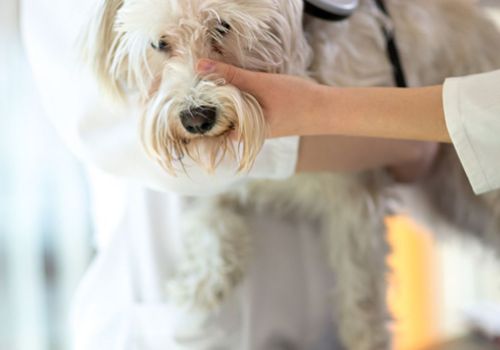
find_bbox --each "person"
[20,1,442,349]
[196,59,500,195]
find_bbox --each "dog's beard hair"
[140,78,266,174]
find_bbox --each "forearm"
[309,85,451,142]
[196,60,442,178]
[197,59,450,142]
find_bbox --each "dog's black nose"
[180,106,217,134]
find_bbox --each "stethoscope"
[304,0,408,88]
[304,0,359,21]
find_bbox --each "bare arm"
[312,85,450,142]
[197,59,441,179]
[197,59,450,142]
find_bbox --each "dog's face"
[86,0,311,173]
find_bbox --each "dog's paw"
[166,264,243,311]
[167,208,250,311]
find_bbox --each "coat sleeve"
[20,0,300,197]
[443,70,500,195]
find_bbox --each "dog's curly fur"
[85,0,500,348]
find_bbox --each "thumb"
[197,59,256,93]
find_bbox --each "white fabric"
[20,0,339,349]
[444,70,500,195]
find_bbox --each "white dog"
[84,0,500,349]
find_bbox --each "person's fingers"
[196,59,217,75]
[196,59,257,93]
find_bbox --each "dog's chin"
[140,85,266,175]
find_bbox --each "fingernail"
[197,59,216,74]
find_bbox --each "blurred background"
[0,1,499,350]
[0,1,93,349]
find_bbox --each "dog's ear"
[273,0,312,75]
[83,0,125,98]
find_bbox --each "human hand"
[196,59,325,138]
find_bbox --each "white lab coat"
[444,70,500,195]
[20,1,340,349]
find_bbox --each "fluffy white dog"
[85,0,500,348]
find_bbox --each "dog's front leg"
[326,188,391,350]
[167,195,250,311]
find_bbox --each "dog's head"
[85,0,311,173]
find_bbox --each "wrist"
[277,79,327,138]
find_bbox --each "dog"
[84,0,500,348]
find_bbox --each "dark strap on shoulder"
[374,0,408,88]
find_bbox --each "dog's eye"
[151,39,171,52]
[215,21,231,36]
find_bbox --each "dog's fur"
[85,0,500,349]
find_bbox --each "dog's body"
[86,0,500,349]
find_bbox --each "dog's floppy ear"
[273,0,312,75]
[83,0,124,98]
